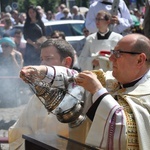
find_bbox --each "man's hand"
[20,65,47,83]
[110,15,119,25]
[10,50,16,59]
[75,71,103,94]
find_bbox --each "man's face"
[95,13,109,29]
[109,38,140,84]
[40,45,64,67]
[14,33,22,44]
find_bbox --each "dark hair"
[51,30,60,38]
[14,29,22,35]
[41,39,75,68]
[97,10,111,21]
[4,17,12,25]
[59,31,66,40]
[25,5,41,25]
[3,33,10,37]
[51,30,66,40]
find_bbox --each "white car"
[10,20,85,52]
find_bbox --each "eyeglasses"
[110,50,141,58]
[95,18,105,22]
[1,44,10,48]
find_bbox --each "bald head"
[110,34,150,84]
[116,34,150,63]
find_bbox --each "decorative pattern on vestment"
[92,70,106,87]
[117,95,139,150]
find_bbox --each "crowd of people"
[0,1,150,150]
[0,1,147,69]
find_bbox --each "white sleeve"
[86,94,126,148]
[78,38,94,70]
[113,0,133,33]
[85,6,98,33]
[43,66,78,83]
[92,88,108,103]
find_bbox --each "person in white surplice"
[78,10,122,71]
[8,39,92,150]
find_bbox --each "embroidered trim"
[100,105,120,148]
[92,70,106,87]
[117,96,139,150]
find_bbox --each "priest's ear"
[62,56,72,68]
[137,53,147,66]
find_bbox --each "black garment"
[97,31,111,40]
[119,76,143,89]
[86,93,109,121]
[23,20,46,66]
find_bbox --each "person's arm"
[86,92,125,147]
[112,0,133,34]
[85,5,98,33]
[75,71,121,117]
[39,21,46,36]
[20,65,48,82]
[14,51,24,68]
[76,71,126,147]
[20,65,78,84]
[6,50,21,74]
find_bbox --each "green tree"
[1,0,89,13]
[75,0,89,7]
[16,0,61,12]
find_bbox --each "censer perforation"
[25,68,80,112]
[24,67,86,127]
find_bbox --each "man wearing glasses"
[76,33,150,149]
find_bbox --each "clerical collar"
[119,76,143,89]
[97,30,111,40]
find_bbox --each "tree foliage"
[1,0,89,13]
[1,0,144,13]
